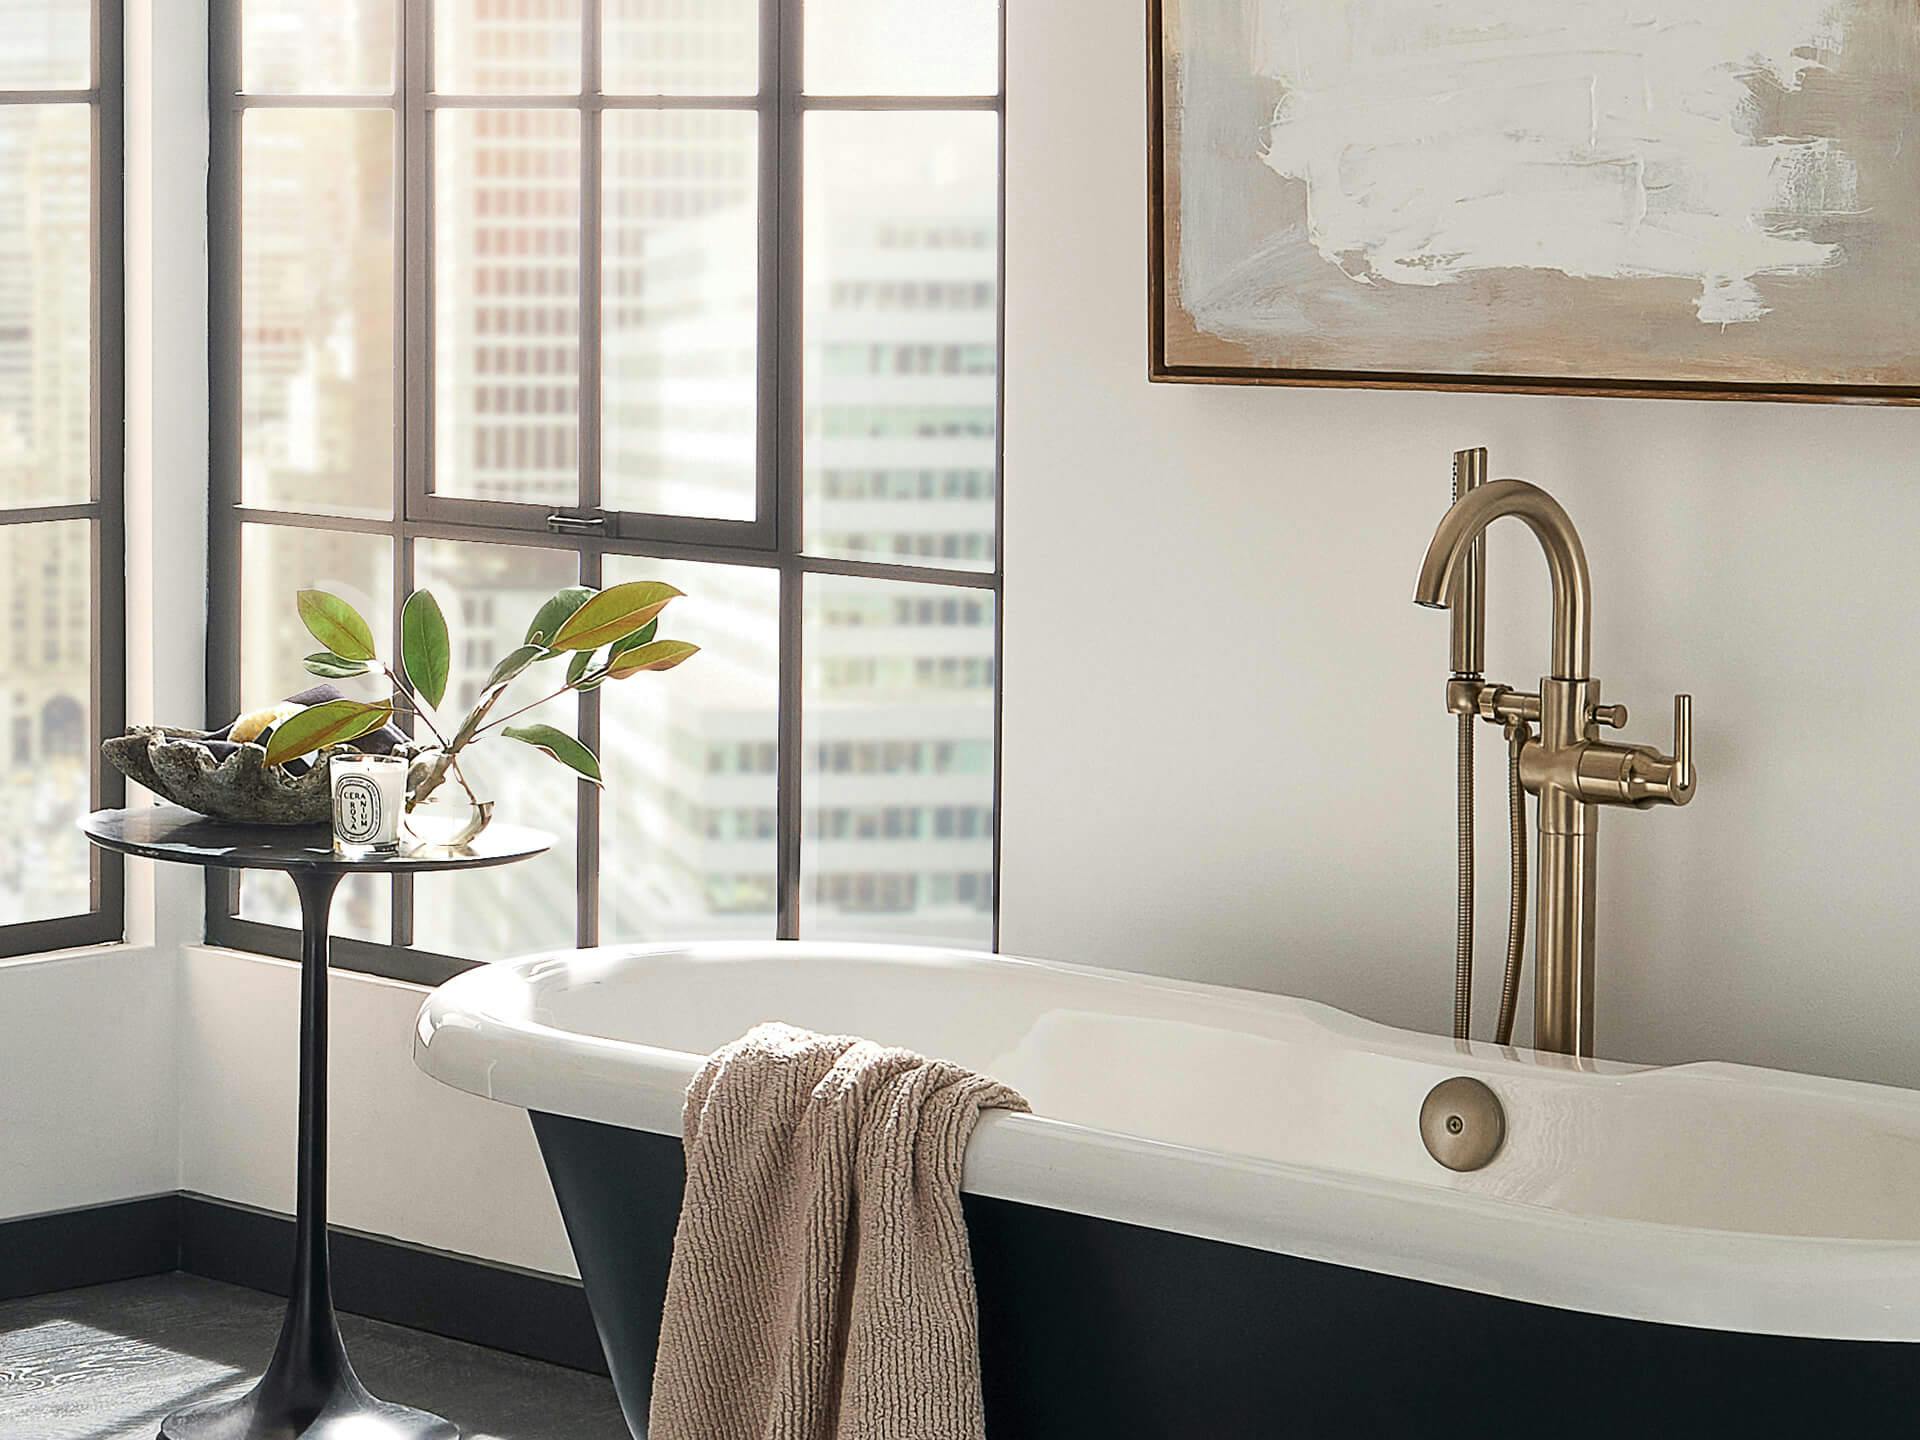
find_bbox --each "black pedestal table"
[80,805,552,1440]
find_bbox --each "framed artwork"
[1149,0,1920,403]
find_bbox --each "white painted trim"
[123,0,210,955]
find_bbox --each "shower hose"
[1453,711,1529,1047]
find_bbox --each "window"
[0,0,124,958]
[208,0,1001,981]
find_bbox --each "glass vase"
[402,752,493,850]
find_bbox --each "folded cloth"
[193,684,411,773]
[649,1022,1029,1440]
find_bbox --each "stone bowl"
[102,725,415,827]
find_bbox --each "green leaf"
[524,586,595,649]
[297,589,377,662]
[483,642,547,694]
[503,723,603,786]
[607,638,701,678]
[567,621,659,692]
[565,648,601,691]
[607,618,658,664]
[400,590,451,709]
[263,699,393,768]
[548,581,683,652]
[303,651,369,680]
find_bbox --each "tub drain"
[1419,1076,1505,1172]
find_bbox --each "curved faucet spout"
[1414,479,1592,681]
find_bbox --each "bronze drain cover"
[1420,1076,1505,1172]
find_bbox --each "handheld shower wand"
[1446,447,1529,1046]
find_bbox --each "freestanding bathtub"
[414,941,1920,1435]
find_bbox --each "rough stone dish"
[103,725,417,826]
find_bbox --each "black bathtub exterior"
[530,1111,1918,1437]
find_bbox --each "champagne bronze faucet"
[1415,471,1694,1058]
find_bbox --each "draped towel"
[648,1021,1028,1440]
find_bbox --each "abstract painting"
[1150,0,1920,401]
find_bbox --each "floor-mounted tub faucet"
[1415,469,1694,1058]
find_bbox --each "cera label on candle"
[334,776,384,845]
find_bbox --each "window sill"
[0,938,153,973]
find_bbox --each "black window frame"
[0,0,126,960]
[205,0,1005,984]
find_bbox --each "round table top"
[80,805,553,875]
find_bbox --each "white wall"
[0,948,178,1216]
[177,947,575,1275]
[998,0,1920,1091]
[0,0,210,1226]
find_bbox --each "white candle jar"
[329,753,407,856]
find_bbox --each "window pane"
[435,0,581,94]
[803,112,997,571]
[242,109,395,520]
[603,0,757,96]
[242,0,397,94]
[412,539,579,960]
[0,520,92,925]
[602,110,757,520]
[237,523,394,941]
[0,1,88,90]
[238,865,393,944]
[804,0,997,96]
[434,108,582,506]
[0,106,90,508]
[601,555,777,941]
[801,574,994,948]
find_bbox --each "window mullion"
[773,0,804,942]
[0,502,101,526]
[575,1,604,949]
[401,0,432,531]
[577,546,602,948]
[990,0,1008,952]
[392,531,417,952]
[393,0,432,953]
[388,0,414,953]
[580,0,603,519]
[204,0,244,952]
[92,0,127,928]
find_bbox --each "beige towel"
[648,1022,1029,1440]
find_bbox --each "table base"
[160,1384,457,1440]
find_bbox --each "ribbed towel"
[648,1021,1029,1440]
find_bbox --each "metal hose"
[1494,722,1530,1047]
[1453,712,1474,1041]
[1455,713,1531,1046]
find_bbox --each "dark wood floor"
[0,1273,632,1440]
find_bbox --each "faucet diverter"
[1414,467,1695,1059]
[1414,479,1593,682]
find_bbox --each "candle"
[330,753,408,856]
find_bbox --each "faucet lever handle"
[1578,693,1696,807]
[1670,694,1693,796]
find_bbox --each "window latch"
[546,512,607,536]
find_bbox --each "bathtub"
[414,941,1920,1435]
